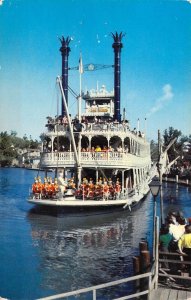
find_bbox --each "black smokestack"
[59,36,71,116]
[112,32,125,122]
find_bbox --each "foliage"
[0,132,16,166]
[151,127,191,165]
[162,127,182,161]
[0,131,40,167]
[163,126,182,146]
[150,140,158,162]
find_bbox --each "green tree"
[0,131,40,167]
[163,127,182,161]
[150,140,158,162]
[0,132,16,166]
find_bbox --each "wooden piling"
[140,250,151,292]
[140,250,150,273]
[133,256,140,275]
[139,241,148,252]
[132,256,140,292]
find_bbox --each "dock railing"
[38,217,160,300]
[164,175,191,187]
[158,251,191,288]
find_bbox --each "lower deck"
[28,186,149,208]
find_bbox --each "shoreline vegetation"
[0,130,40,168]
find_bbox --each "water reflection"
[27,195,152,297]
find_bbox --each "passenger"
[37,177,44,198]
[50,180,56,195]
[68,177,76,189]
[63,116,68,126]
[95,145,101,152]
[54,178,59,193]
[160,225,173,252]
[124,146,129,153]
[103,180,109,200]
[95,180,101,197]
[82,177,88,185]
[169,218,186,241]
[115,179,121,198]
[108,178,112,185]
[87,178,94,198]
[32,177,39,194]
[47,177,54,197]
[166,211,178,225]
[80,179,88,198]
[43,177,49,197]
[109,182,115,198]
[102,146,108,157]
[117,146,123,152]
[178,225,191,276]
[159,225,173,268]
[168,217,186,252]
[57,172,67,195]
[89,178,94,188]
[98,177,103,185]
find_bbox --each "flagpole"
[79,71,82,122]
[78,53,83,122]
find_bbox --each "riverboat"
[28,32,154,210]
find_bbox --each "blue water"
[0,168,191,300]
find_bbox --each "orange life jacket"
[32,183,39,193]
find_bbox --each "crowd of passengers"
[46,115,145,137]
[81,145,129,153]
[43,144,130,153]
[32,176,122,200]
[159,211,191,276]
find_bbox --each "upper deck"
[40,150,151,169]
[41,84,151,170]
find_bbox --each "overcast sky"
[0,0,191,141]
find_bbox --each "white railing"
[164,176,191,186]
[41,151,150,167]
[37,272,153,300]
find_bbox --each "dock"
[150,287,191,300]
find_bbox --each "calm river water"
[0,168,191,300]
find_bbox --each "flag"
[79,53,83,74]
